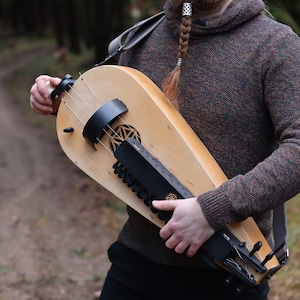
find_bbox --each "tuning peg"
[261,250,275,266]
[249,241,263,257]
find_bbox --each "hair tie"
[182,2,193,17]
[176,58,183,66]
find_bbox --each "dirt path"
[0,46,293,300]
[0,49,126,300]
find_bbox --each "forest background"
[0,1,299,300]
[1,0,300,62]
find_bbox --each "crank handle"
[46,74,75,115]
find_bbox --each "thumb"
[45,77,62,97]
[50,77,63,87]
[152,200,178,212]
[47,78,63,95]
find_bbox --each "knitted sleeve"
[198,31,300,232]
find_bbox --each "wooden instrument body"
[55,65,279,284]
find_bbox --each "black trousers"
[99,242,270,300]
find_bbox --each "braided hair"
[162,2,193,109]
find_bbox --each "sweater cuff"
[196,188,232,232]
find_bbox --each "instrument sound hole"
[109,125,141,153]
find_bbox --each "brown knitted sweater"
[116,0,300,268]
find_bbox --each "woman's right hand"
[30,75,62,115]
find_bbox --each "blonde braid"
[163,2,192,108]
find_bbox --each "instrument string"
[62,83,101,124]
[81,78,137,135]
[60,75,170,168]
[67,87,94,114]
[61,98,85,126]
[80,77,98,99]
[54,71,278,282]
[61,78,128,157]
[62,77,128,134]
[96,136,112,153]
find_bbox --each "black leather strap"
[95,12,165,66]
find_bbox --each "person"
[30,0,300,299]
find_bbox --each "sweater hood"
[163,0,266,36]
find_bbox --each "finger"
[49,77,63,87]
[35,76,61,98]
[30,95,53,115]
[31,81,52,104]
[30,85,52,108]
[33,90,52,107]
[152,200,178,211]
[45,77,63,97]
[165,237,192,255]
[159,224,172,241]
[186,244,199,257]
[168,237,201,257]
[174,241,189,255]
[159,218,180,241]
[35,76,51,98]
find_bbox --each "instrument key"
[249,241,263,257]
